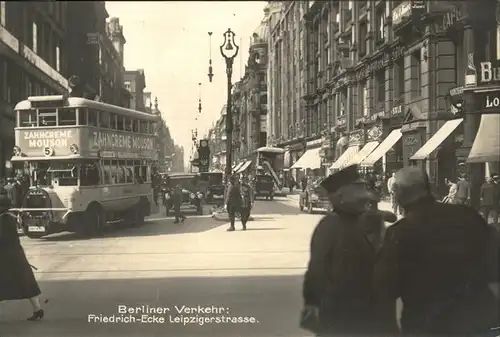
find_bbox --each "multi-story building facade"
[228,5,271,170]
[66,2,103,99]
[208,105,228,172]
[268,1,309,179]
[101,17,127,106]
[269,0,496,203]
[124,69,146,112]
[1,2,70,176]
[171,145,185,172]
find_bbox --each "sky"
[105,1,268,166]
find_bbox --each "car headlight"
[196,192,203,199]
[190,193,195,199]
[165,193,170,200]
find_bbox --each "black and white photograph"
[0,1,499,336]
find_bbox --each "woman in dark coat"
[0,195,44,321]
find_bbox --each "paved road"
[0,198,317,337]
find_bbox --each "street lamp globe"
[220,29,239,60]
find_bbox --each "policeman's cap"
[320,165,361,194]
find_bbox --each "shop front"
[330,129,363,171]
[290,138,323,177]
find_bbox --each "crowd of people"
[301,165,499,336]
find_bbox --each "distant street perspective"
[2,197,330,337]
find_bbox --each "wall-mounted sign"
[442,6,462,31]
[336,115,347,128]
[479,61,500,84]
[348,129,363,144]
[367,125,382,141]
[480,91,500,113]
[465,53,477,87]
[391,105,403,116]
[448,85,464,115]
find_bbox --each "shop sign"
[448,85,464,115]
[321,135,331,149]
[391,105,403,116]
[479,61,500,83]
[348,130,363,143]
[306,138,322,147]
[480,90,500,113]
[392,1,425,27]
[336,115,347,128]
[442,6,462,31]
[356,45,406,81]
[367,125,382,140]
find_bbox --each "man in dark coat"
[301,165,390,336]
[225,175,242,232]
[374,167,499,335]
[480,176,499,224]
[172,184,186,224]
[239,176,254,231]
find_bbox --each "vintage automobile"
[199,171,225,205]
[163,173,203,215]
[253,174,274,200]
[299,178,332,213]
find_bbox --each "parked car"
[163,173,203,215]
[253,174,274,200]
[199,172,225,205]
[299,178,332,213]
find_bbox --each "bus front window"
[31,161,78,186]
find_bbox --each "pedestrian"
[455,174,470,205]
[239,176,254,230]
[288,175,295,193]
[301,175,307,192]
[443,178,458,204]
[3,178,18,207]
[373,167,499,335]
[172,184,186,224]
[0,195,45,321]
[300,165,385,336]
[479,176,499,224]
[224,175,242,232]
[387,171,401,216]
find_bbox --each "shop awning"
[232,162,244,173]
[350,141,379,165]
[330,146,359,170]
[410,118,463,160]
[290,147,322,170]
[468,114,500,163]
[235,160,252,173]
[361,129,402,167]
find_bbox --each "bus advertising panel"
[15,127,156,159]
[15,128,81,157]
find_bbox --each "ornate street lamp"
[220,28,239,183]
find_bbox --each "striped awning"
[330,146,359,170]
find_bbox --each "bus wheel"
[82,205,104,236]
[134,203,145,226]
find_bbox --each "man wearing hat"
[301,164,391,335]
[373,167,498,335]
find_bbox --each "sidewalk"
[283,193,395,214]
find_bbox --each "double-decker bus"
[11,95,160,238]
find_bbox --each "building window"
[98,46,102,65]
[376,7,385,43]
[360,81,368,116]
[412,50,422,98]
[376,69,385,103]
[32,22,38,53]
[0,2,5,26]
[340,88,347,116]
[396,58,404,101]
[55,45,60,72]
[359,21,368,57]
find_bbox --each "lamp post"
[220,28,239,183]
